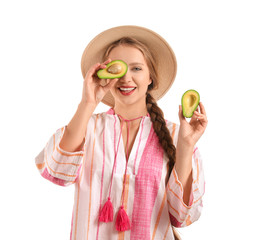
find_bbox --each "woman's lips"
[118,87,136,96]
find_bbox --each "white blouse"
[35,108,205,240]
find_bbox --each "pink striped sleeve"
[166,146,205,227]
[35,126,84,186]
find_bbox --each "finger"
[103,58,111,65]
[103,78,119,91]
[197,113,208,127]
[178,105,187,123]
[96,59,112,72]
[196,103,208,123]
[86,63,101,77]
[191,110,199,122]
[85,63,108,79]
[193,110,207,121]
[199,102,207,115]
[193,110,200,116]
[98,59,112,70]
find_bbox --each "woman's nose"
[119,69,131,82]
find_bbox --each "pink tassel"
[115,206,131,231]
[99,197,113,222]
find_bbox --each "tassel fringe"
[99,197,113,222]
[115,206,131,231]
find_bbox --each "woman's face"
[108,45,152,108]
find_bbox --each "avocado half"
[181,90,200,118]
[97,60,128,79]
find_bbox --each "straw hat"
[81,25,177,107]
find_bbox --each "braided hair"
[146,92,176,185]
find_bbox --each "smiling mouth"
[118,87,136,92]
[118,87,137,95]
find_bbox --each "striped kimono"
[35,108,205,240]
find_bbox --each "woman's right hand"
[81,59,119,106]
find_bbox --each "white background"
[1,0,255,239]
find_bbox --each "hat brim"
[81,25,177,107]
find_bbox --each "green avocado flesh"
[97,60,128,79]
[181,90,200,118]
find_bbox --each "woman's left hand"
[178,102,208,147]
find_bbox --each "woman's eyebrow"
[129,62,144,66]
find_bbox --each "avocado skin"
[181,90,200,118]
[97,60,128,79]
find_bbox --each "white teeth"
[119,87,136,91]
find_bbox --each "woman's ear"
[148,78,154,90]
[149,77,153,85]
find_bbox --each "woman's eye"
[133,67,142,71]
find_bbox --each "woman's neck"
[113,104,148,120]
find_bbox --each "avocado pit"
[107,63,122,74]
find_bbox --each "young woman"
[35,25,207,240]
